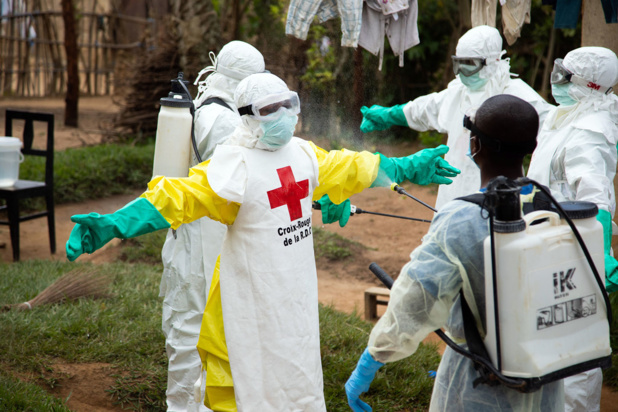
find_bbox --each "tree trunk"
[62,0,79,127]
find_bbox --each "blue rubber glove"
[360,104,408,133]
[316,194,351,227]
[345,348,384,412]
[373,145,461,187]
[596,209,618,293]
[66,197,170,262]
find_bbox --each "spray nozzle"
[391,183,404,194]
[390,182,437,213]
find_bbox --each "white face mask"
[459,72,489,91]
[551,83,577,106]
[258,112,298,150]
[466,136,480,166]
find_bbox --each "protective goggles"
[238,91,300,121]
[452,56,486,76]
[550,59,613,94]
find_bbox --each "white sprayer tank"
[483,202,611,379]
[152,74,193,178]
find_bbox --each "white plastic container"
[483,209,610,378]
[0,137,24,187]
[152,95,192,178]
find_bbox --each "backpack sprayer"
[152,72,203,180]
[370,176,612,393]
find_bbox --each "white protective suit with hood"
[367,199,565,411]
[401,25,552,210]
[159,40,264,412]
[527,46,618,412]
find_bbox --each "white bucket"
[0,137,24,187]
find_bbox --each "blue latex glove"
[316,194,351,227]
[374,145,461,187]
[66,197,170,261]
[345,348,384,412]
[596,209,618,293]
[360,104,408,133]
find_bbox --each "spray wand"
[311,202,431,223]
[390,183,437,213]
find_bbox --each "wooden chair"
[0,110,55,261]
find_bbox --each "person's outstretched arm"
[309,142,460,205]
[360,88,450,134]
[66,160,241,261]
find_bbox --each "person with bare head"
[467,93,538,188]
[345,94,564,412]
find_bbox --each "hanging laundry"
[316,0,338,22]
[471,0,498,27]
[600,0,618,23]
[379,0,410,18]
[502,0,532,45]
[358,0,419,70]
[553,0,582,29]
[285,0,364,47]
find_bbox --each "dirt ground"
[0,96,616,411]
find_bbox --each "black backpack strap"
[198,97,233,111]
[456,192,485,207]
[459,290,500,388]
[522,186,554,215]
[458,188,553,216]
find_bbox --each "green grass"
[120,230,168,266]
[0,371,72,412]
[0,258,441,411]
[0,260,167,410]
[15,142,154,210]
[320,305,440,411]
[313,226,366,261]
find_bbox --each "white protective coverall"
[527,46,618,412]
[401,25,552,210]
[367,199,564,411]
[143,73,383,411]
[159,41,264,412]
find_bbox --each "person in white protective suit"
[346,94,564,412]
[527,46,618,412]
[159,40,264,412]
[65,72,460,412]
[360,25,552,211]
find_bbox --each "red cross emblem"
[267,166,309,221]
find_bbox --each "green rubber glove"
[596,209,618,293]
[373,145,461,187]
[316,194,351,227]
[360,104,408,133]
[66,197,171,262]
